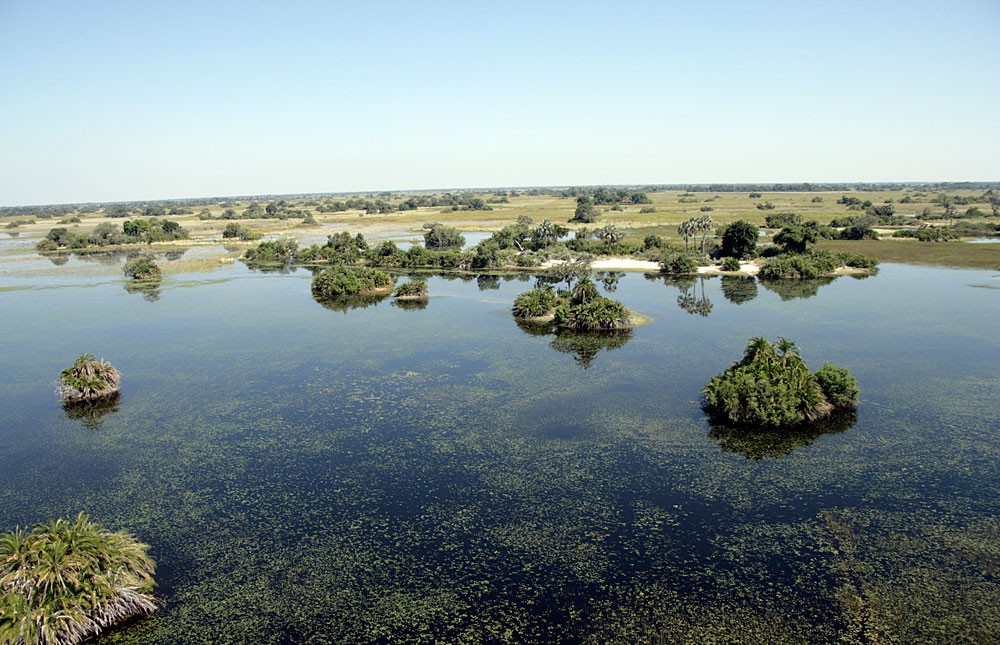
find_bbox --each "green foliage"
[554,295,631,331]
[123,256,162,281]
[243,239,298,264]
[702,337,857,427]
[393,279,428,299]
[531,219,568,248]
[423,223,465,250]
[512,287,560,319]
[814,363,860,408]
[570,196,599,223]
[0,513,157,645]
[659,253,699,275]
[765,212,802,228]
[222,222,258,241]
[58,354,121,403]
[758,249,861,279]
[311,266,393,297]
[721,256,741,272]
[720,220,759,259]
[773,225,820,254]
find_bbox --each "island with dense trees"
[58,354,121,404]
[702,337,859,428]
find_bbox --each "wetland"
[1,190,998,642]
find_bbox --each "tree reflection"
[548,330,632,369]
[392,298,428,312]
[595,271,625,293]
[759,276,836,301]
[62,392,122,430]
[676,276,713,317]
[720,275,758,305]
[312,292,391,313]
[708,409,857,460]
[476,274,501,290]
[123,279,162,302]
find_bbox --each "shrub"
[423,223,465,250]
[311,266,393,297]
[393,278,429,299]
[556,296,631,331]
[123,256,162,280]
[243,239,298,264]
[0,513,157,644]
[222,222,258,241]
[721,256,741,272]
[660,252,699,275]
[720,220,759,258]
[512,287,559,318]
[58,354,121,402]
[814,363,860,408]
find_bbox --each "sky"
[1,0,998,206]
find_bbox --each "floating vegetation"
[702,338,859,427]
[0,513,157,644]
[58,354,121,403]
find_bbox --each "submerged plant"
[702,337,858,428]
[0,513,157,644]
[58,355,121,403]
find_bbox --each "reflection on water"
[62,392,122,430]
[392,298,428,312]
[708,409,858,460]
[759,276,836,300]
[124,279,162,302]
[549,329,632,369]
[312,291,391,313]
[720,275,758,305]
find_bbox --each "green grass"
[816,239,1000,270]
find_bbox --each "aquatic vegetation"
[311,265,393,297]
[58,355,121,403]
[122,256,161,281]
[702,337,859,427]
[0,513,156,644]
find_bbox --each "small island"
[512,276,644,331]
[393,278,429,301]
[702,337,859,428]
[58,354,121,403]
[311,265,394,298]
[0,513,157,644]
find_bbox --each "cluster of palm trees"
[677,215,716,254]
[702,337,859,428]
[58,355,120,404]
[0,513,157,644]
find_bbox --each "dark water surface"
[1,261,998,643]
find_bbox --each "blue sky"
[1,1,997,205]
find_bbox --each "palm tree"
[696,215,716,255]
[743,337,776,366]
[58,355,121,403]
[677,218,694,251]
[0,513,157,644]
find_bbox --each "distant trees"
[570,196,599,223]
[222,222,258,240]
[773,225,820,254]
[423,223,465,250]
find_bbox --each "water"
[0,257,998,643]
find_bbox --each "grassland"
[3,187,998,270]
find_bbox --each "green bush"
[393,278,429,299]
[555,295,631,331]
[123,256,162,280]
[512,287,559,318]
[721,256,741,272]
[243,239,298,264]
[311,266,393,297]
[814,363,860,408]
[660,252,699,275]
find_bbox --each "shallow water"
[0,255,998,643]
